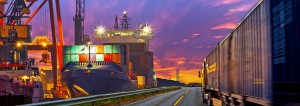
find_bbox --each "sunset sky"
[26,0,259,84]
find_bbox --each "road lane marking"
[173,95,184,106]
[173,88,192,106]
[184,88,192,95]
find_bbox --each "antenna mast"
[120,11,130,29]
[114,15,119,29]
[74,0,85,45]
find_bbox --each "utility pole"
[176,69,179,82]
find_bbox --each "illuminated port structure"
[95,24,154,51]
[94,12,157,88]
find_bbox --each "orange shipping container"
[112,54,121,63]
[79,54,88,61]
[95,45,104,54]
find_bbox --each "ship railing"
[61,61,123,72]
[22,86,181,106]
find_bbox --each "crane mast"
[74,0,85,45]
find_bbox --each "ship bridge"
[95,26,154,42]
[94,25,154,51]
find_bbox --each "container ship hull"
[61,62,135,97]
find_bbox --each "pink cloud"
[206,0,242,6]
[198,45,204,48]
[213,36,224,38]
[182,39,190,42]
[192,33,201,37]
[225,4,253,15]
[212,22,237,30]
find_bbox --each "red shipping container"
[104,54,112,61]
[79,54,88,61]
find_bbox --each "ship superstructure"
[94,12,157,88]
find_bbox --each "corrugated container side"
[137,44,145,51]
[112,54,121,63]
[104,54,112,61]
[63,46,71,55]
[71,54,79,62]
[95,45,104,54]
[71,45,84,54]
[205,46,219,90]
[104,45,113,53]
[219,36,231,93]
[96,54,104,61]
[90,54,96,61]
[79,54,88,61]
[63,55,71,64]
[215,0,272,101]
[112,45,121,53]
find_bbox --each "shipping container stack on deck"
[105,43,156,89]
[202,0,300,105]
[63,44,128,70]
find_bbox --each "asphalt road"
[126,87,208,106]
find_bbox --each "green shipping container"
[63,46,71,54]
[71,54,79,62]
[96,54,104,61]
[71,45,85,54]
[63,55,71,64]
[104,45,113,53]
[113,45,121,53]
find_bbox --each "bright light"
[123,11,127,14]
[23,76,29,80]
[16,42,22,47]
[95,26,106,35]
[142,25,152,33]
[42,42,47,47]
[87,41,91,45]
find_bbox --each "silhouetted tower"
[120,11,130,29]
[74,0,85,45]
[114,15,119,29]
[176,69,179,82]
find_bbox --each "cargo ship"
[0,57,43,102]
[61,12,157,97]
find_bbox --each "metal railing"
[22,86,180,106]
[62,61,123,72]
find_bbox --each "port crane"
[0,0,65,94]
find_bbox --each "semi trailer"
[202,0,300,105]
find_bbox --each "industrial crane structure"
[0,0,65,94]
[74,0,85,45]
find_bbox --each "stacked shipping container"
[104,43,156,88]
[63,44,125,65]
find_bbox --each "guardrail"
[22,86,181,106]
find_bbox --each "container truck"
[202,0,300,105]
